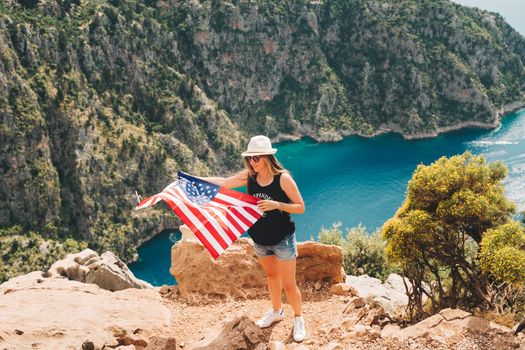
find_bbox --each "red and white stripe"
[136,183,262,259]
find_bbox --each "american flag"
[136,171,263,259]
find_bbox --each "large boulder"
[0,272,171,350]
[170,227,267,302]
[170,225,345,302]
[48,248,152,291]
[296,241,345,285]
[395,308,489,339]
[187,316,265,350]
[344,273,412,316]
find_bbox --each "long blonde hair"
[243,154,287,178]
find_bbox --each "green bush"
[382,152,519,320]
[317,224,346,246]
[480,222,525,285]
[318,224,398,281]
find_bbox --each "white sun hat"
[241,135,277,157]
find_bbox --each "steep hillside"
[0,0,524,280]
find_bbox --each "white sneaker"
[293,316,307,342]
[256,308,284,328]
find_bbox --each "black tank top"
[247,173,295,245]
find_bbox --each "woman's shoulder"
[278,171,294,184]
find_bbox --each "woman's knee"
[282,280,298,293]
[261,262,280,278]
[259,257,279,277]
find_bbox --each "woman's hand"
[257,200,280,212]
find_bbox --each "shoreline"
[272,101,525,144]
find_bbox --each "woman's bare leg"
[277,258,302,316]
[258,256,282,310]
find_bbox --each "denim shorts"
[253,233,298,260]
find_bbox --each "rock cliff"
[0,271,172,349]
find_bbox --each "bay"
[130,109,525,286]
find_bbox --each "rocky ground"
[160,282,525,350]
[163,232,525,349]
[1,240,524,350]
[162,282,344,347]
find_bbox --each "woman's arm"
[198,170,249,189]
[279,173,305,214]
[257,172,305,214]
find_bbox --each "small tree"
[382,152,520,321]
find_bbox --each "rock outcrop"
[395,308,493,339]
[295,242,346,285]
[385,308,522,350]
[187,316,265,350]
[344,273,418,316]
[47,248,152,291]
[170,226,344,302]
[0,271,171,350]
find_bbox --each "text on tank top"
[247,173,295,245]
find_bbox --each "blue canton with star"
[178,172,220,205]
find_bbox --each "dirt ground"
[162,283,346,347]
[159,283,523,350]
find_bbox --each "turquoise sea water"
[130,109,525,286]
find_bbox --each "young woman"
[200,135,306,342]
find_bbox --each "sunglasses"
[245,155,262,162]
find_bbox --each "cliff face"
[174,0,525,137]
[0,0,246,272]
[0,0,524,278]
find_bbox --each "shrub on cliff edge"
[318,224,398,281]
[382,152,522,321]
